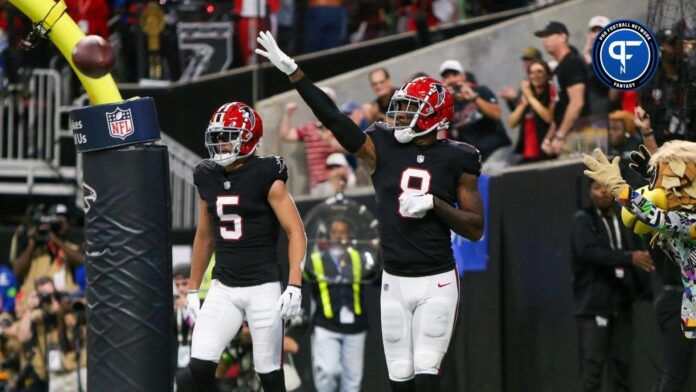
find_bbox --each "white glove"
[255,31,297,75]
[276,285,302,319]
[186,291,200,321]
[399,193,434,218]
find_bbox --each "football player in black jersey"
[185,102,306,392]
[257,32,484,392]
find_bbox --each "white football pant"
[191,279,283,374]
[380,268,459,381]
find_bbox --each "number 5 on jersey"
[216,196,242,240]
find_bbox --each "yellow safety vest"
[310,248,362,319]
[199,253,216,299]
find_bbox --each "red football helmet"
[205,102,263,166]
[386,77,453,143]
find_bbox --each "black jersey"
[367,123,481,276]
[194,155,288,286]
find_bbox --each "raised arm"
[619,186,696,241]
[255,31,377,171]
[583,148,696,240]
[508,96,528,128]
[279,103,300,142]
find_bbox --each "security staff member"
[307,217,366,392]
[570,180,653,391]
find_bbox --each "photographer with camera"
[439,59,511,163]
[0,311,21,390]
[12,204,84,297]
[16,277,86,392]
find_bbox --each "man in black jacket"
[570,179,654,391]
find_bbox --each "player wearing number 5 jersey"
[256,32,484,391]
[186,102,306,392]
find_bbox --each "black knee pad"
[258,368,286,392]
[390,378,415,392]
[188,358,218,392]
[415,373,439,392]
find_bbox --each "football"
[71,35,115,79]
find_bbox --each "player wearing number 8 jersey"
[256,32,484,391]
[186,102,307,392]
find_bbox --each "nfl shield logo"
[224,181,231,190]
[106,108,134,140]
[417,155,425,163]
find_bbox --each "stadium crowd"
[0,0,537,85]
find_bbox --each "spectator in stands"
[440,59,511,161]
[570,180,653,392]
[535,21,587,156]
[12,204,84,297]
[235,0,280,64]
[640,26,696,144]
[313,153,357,197]
[607,110,643,188]
[398,0,437,33]
[582,15,611,118]
[607,110,640,160]
[279,90,345,196]
[340,101,368,131]
[306,216,367,392]
[499,46,543,110]
[304,0,346,53]
[347,0,393,43]
[276,0,296,53]
[581,16,609,66]
[366,68,396,122]
[112,0,141,82]
[508,60,554,163]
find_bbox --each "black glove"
[629,144,654,181]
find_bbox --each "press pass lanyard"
[597,209,623,250]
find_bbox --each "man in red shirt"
[278,88,345,195]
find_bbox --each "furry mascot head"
[648,140,696,210]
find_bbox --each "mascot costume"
[584,142,696,338]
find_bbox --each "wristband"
[187,290,199,294]
[553,134,566,141]
[288,284,301,289]
[641,129,654,137]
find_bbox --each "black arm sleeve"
[293,76,367,153]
